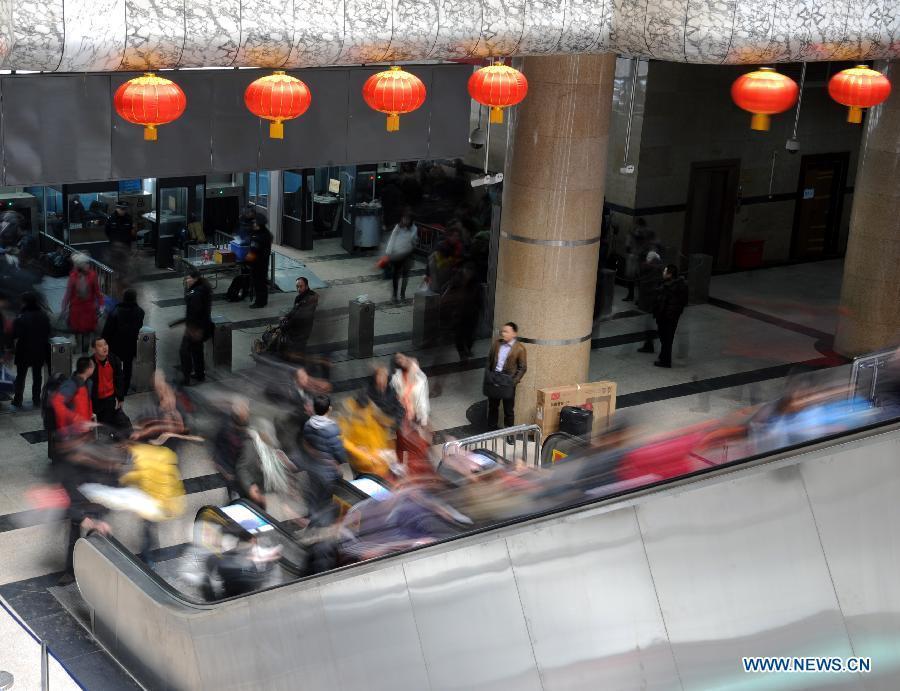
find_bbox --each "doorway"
[683,160,740,271]
[791,152,848,260]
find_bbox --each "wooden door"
[791,153,848,260]
[683,160,740,271]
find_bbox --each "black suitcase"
[226,274,251,302]
[559,405,593,438]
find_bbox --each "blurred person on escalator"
[212,397,250,500]
[338,392,396,481]
[202,524,282,599]
[101,288,144,396]
[391,353,433,477]
[366,364,403,424]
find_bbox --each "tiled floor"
[0,247,854,689]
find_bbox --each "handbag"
[483,369,514,400]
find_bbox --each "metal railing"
[39,232,114,295]
[413,222,446,256]
[849,348,896,405]
[442,424,543,468]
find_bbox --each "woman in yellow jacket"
[338,396,395,481]
[121,443,186,564]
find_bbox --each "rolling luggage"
[559,405,593,438]
[226,274,251,302]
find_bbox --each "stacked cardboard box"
[535,381,617,438]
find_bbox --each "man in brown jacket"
[483,322,527,436]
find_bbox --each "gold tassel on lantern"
[270,120,284,139]
[386,113,400,132]
[489,106,504,124]
[847,106,863,124]
[750,113,771,131]
[144,124,158,141]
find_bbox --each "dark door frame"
[790,151,850,259]
[682,158,741,271]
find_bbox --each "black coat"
[13,306,51,366]
[248,228,273,275]
[185,279,213,336]
[102,301,145,361]
[105,213,134,245]
[282,290,318,347]
[654,277,689,322]
[90,353,126,403]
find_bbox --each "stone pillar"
[834,61,900,356]
[493,54,616,424]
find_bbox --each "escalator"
[75,420,900,690]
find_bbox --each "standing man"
[179,269,213,386]
[101,288,145,395]
[90,337,130,432]
[384,210,418,303]
[636,249,664,354]
[484,322,527,437]
[248,218,273,309]
[105,203,134,248]
[653,264,689,368]
[11,292,50,409]
[281,276,319,359]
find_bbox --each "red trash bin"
[733,240,765,269]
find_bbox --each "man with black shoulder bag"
[484,322,527,442]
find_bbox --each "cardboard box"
[535,381,617,438]
[214,249,236,264]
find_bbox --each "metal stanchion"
[0,670,14,690]
[40,640,48,690]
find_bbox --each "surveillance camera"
[785,138,800,154]
[469,127,485,150]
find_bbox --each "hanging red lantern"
[362,66,426,132]
[113,73,187,141]
[730,67,799,131]
[828,64,891,124]
[244,71,312,139]
[468,62,528,124]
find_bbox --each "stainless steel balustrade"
[75,421,900,690]
[442,423,543,467]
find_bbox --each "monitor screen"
[349,477,392,501]
[221,504,273,534]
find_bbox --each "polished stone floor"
[0,249,851,689]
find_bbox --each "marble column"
[493,53,616,424]
[834,61,900,356]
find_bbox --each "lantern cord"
[791,62,807,141]
[623,58,640,168]
[484,105,491,175]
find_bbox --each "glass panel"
[256,171,270,209]
[157,186,188,239]
[284,170,302,219]
[67,191,113,245]
[45,186,64,240]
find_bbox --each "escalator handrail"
[81,414,900,612]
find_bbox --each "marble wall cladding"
[287,0,345,67]
[6,0,64,70]
[644,0,689,61]
[122,0,185,70]
[430,0,481,58]
[59,0,125,71]
[339,0,392,63]
[610,0,650,57]
[517,0,566,55]
[684,0,737,63]
[473,0,526,57]
[180,0,240,67]
[560,0,609,53]
[236,0,293,67]
[383,0,439,62]
[726,0,776,63]
[5,0,900,71]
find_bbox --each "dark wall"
[0,65,471,186]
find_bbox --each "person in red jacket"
[61,254,103,353]
[52,357,95,440]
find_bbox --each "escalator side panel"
[506,508,679,689]
[638,464,857,690]
[802,433,900,681]
[403,541,543,691]
[319,564,430,691]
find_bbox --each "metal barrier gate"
[442,424,543,467]
[849,348,895,405]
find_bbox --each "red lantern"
[828,65,891,124]
[113,73,187,141]
[468,63,528,124]
[244,71,312,139]
[362,66,426,132]
[731,67,799,131]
